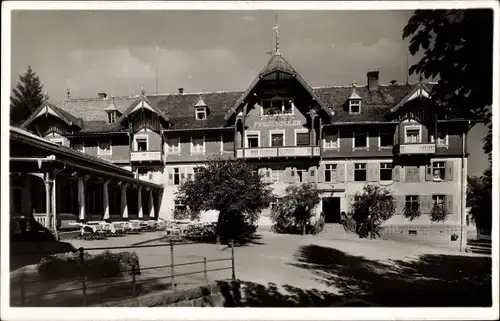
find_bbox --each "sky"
[10,10,490,176]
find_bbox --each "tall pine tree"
[10,66,47,126]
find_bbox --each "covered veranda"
[9,127,164,232]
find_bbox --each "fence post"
[230,240,236,281]
[203,257,208,285]
[79,247,87,306]
[170,241,176,291]
[132,264,137,297]
[19,273,25,306]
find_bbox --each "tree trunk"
[216,211,224,244]
[301,223,306,236]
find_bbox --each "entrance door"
[322,197,341,223]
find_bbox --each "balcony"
[236,146,321,158]
[398,143,436,155]
[130,150,163,162]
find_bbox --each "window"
[98,141,111,155]
[108,111,117,124]
[271,169,280,183]
[349,100,361,114]
[354,132,368,148]
[174,200,187,217]
[261,97,294,116]
[296,131,309,146]
[432,128,448,146]
[191,135,205,154]
[166,137,180,154]
[270,132,284,147]
[405,126,421,144]
[354,163,367,182]
[379,130,393,148]
[380,163,393,181]
[173,168,180,185]
[405,195,419,211]
[72,142,84,152]
[246,133,259,148]
[432,195,446,209]
[135,137,148,151]
[195,107,207,120]
[325,164,337,182]
[324,132,338,149]
[431,161,446,181]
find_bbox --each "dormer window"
[349,100,361,114]
[196,107,207,120]
[108,111,117,123]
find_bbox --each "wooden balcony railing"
[236,146,321,158]
[130,150,163,162]
[398,143,436,155]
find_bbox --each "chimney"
[178,88,184,94]
[98,92,107,99]
[366,71,379,92]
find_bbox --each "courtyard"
[10,227,492,307]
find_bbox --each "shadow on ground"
[287,245,492,307]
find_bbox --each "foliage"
[349,184,395,239]
[270,184,321,235]
[176,158,273,242]
[10,66,47,126]
[38,250,140,281]
[403,205,421,221]
[309,212,325,235]
[403,9,493,160]
[184,223,217,243]
[429,204,449,223]
[467,167,492,231]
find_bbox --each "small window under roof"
[195,97,208,120]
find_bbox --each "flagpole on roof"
[273,14,280,55]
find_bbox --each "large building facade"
[18,52,474,249]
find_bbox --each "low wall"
[96,280,236,307]
[379,224,464,250]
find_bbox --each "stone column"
[45,179,52,228]
[149,189,155,219]
[137,186,143,219]
[78,176,86,221]
[310,114,317,146]
[121,183,128,219]
[103,180,110,220]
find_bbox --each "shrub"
[184,223,217,243]
[37,250,140,281]
[429,204,449,222]
[349,184,395,239]
[403,205,421,221]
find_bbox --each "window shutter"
[346,163,354,182]
[404,167,413,182]
[420,195,430,214]
[445,161,454,181]
[395,195,405,214]
[446,195,453,213]
[337,164,345,182]
[258,168,266,181]
[393,166,400,182]
[369,163,379,182]
[296,132,309,146]
[181,171,186,183]
[416,166,423,182]
[318,163,325,183]
[168,169,173,186]
[425,165,432,181]
[373,163,380,182]
[309,166,317,184]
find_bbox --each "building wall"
[164,131,232,163]
[132,129,162,151]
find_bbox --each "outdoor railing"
[11,240,235,307]
[130,150,163,162]
[236,146,321,158]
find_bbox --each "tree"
[349,184,395,239]
[467,168,492,232]
[403,9,493,160]
[270,183,321,235]
[10,66,47,126]
[176,158,273,243]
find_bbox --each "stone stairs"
[319,223,358,240]
[466,238,492,255]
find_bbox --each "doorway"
[322,197,341,223]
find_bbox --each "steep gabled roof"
[21,102,82,129]
[389,84,432,112]
[116,94,170,125]
[224,53,332,121]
